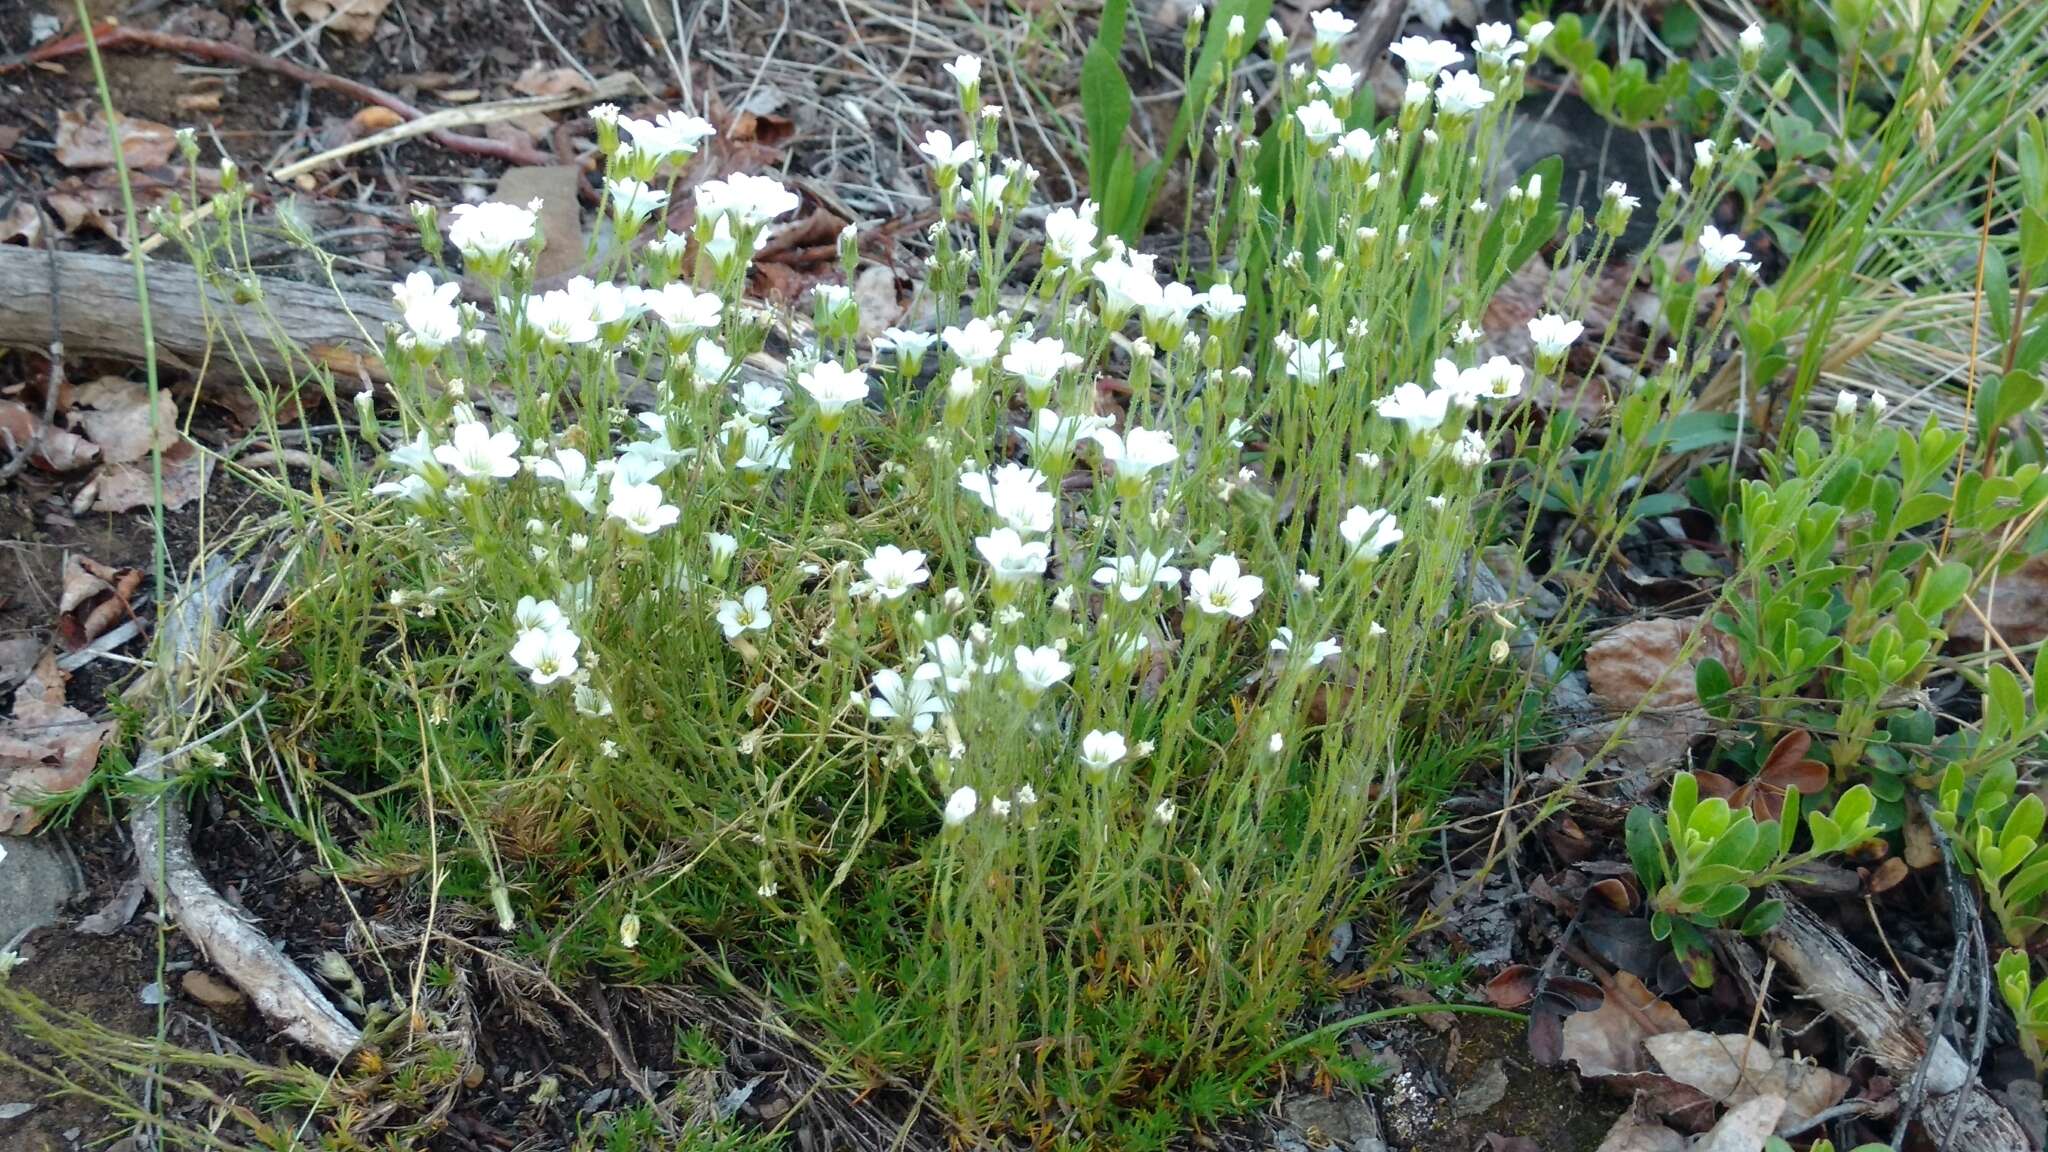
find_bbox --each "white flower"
[1336,128,1376,165]
[1527,314,1585,359]
[943,785,979,826]
[1472,22,1527,62]
[606,481,681,535]
[371,473,435,503]
[1267,732,1285,754]
[1373,381,1456,433]
[960,463,1056,534]
[1283,337,1344,384]
[917,129,979,171]
[606,177,670,222]
[1201,281,1247,319]
[716,585,772,639]
[735,424,792,473]
[1295,99,1344,146]
[925,635,987,693]
[1015,408,1107,460]
[1835,390,1860,417]
[1309,9,1355,45]
[737,381,785,420]
[1697,226,1750,276]
[1044,202,1100,266]
[1079,730,1127,775]
[1317,63,1360,99]
[645,282,723,334]
[1738,23,1768,54]
[622,110,716,160]
[530,447,600,511]
[510,625,581,686]
[514,596,568,633]
[401,302,463,351]
[1526,20,1555,47]
[1094,252,1163,318]
[1271,627,1343,667]
[862,545,930,600]
[877,327,937,362]
[1142,280,1201,329]
[1435,70,1495,116]
[1088,425,1179,480]
[1339,505,1403,560]
[579,279,642,327]
[1013,644,1072,692]
[1092,550,1181,601]
[693,340,734,385]
[707,531,739,566]
[1188,554,1263,618]
[1390,36,1464,80]
[1693,139,1717,171]
[865,664,947,732]
[1002,336,1083,394]
[1464,356,1525,401]
[434,421,520,479]
[524,288,600,346]
[1152,797,1176,825]
[391,270,458,315]
[1869,391,1889,414]
[447,200,537,258]
[1450,428,1491,469]
[944,54,983,91]
[694,172,801,228]
[975,527,1050,584]
[942,317,1007,368]
[796,361,871,416]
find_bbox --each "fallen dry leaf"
[1692,1094,1785,1152]
[0,654,114,834]
[1561,971,1688,1077]
[70,376,178,464]
[0,638,43,689]
[1593,1099,1685,1152]
[512,65,593,98]
[1948,552,2048,649]
[284,0,391,41]
[349,105,406,135]
[0,199,44,246]
[1586,615,1740,716]
[54,106,177,170]
[57,555,142,651]
[1643,1032,1848,1133]
[1,399,99,471]
[91,438,211,513]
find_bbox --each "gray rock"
[0,834,82,946]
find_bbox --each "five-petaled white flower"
[975,527,1050,584]
[514,596,568,634]
[1013,644,1073,693]
[917,129,979,172]
[862,545,930,600]
[1092,550,1181,602]
[942,317,1007,368]
[1271,627,1343,667]
[796,361,871,416]
[1079,729,1127,775]
[531,447,600,511]
[606,481,681,535]
[1188,554,1264,618]
[510,625,581,686]
[1697,226,1750,276]
[1389,36,1465,80]
[716,585,772,639]
[1527,314,1585,359]
[1374,381,1456,433]
[1044,203,1100,266]
[1295,100,1344,146]
[1002,336,1083,395]
[1435,70,1495,116]
[1283,337,1345,384]
[622,110,715,161]
[864,664,946,732]
[447,200,537,258]
[1309,9,1355,45]
[525,288,600,346]
[644,282,723,334]
[943,54,983,91]
[435,421,521,480]
[1339,505,1404,561]
[694,172,801,229]
[1088,425,1180,481]
[606,177,670,222]
[960,463,1056,534]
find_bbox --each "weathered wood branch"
[1763,893,2027,1152]
[0,245,394,386]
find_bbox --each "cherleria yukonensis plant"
[135,6,1992,1142]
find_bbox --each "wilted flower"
[1188,554,1264,618]
[716,585,772,639]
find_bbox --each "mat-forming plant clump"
[171,11,1780,1141]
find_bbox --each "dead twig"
[11,21,554,168]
